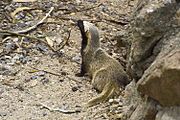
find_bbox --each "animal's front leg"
[76,61,86,77]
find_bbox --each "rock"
[127,0,179,79]
[129,98,157,120]
[36,44,48,52]
[120,0,179,119]
[29,80,38,87]
[108,98,121,104]
[156,106,180,120]
[108,99,114,104]
[30,75,38,80]
[37,71,45,76]
[138,49,180,106]
[0,63,17,75]
[4,42,16,53]
[71,55,81,63]
[41,78,49,84]
[36,94,42,99]
[0,112,7,117]
[71,86,80,92]
[59,79,64,82]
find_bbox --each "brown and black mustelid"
[77,20,130,107]
[77,20,100,77]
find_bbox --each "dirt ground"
[0,0,137,119]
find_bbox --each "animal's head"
[77,20,100,55]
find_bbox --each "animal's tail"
[86,81,115,107]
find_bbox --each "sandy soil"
[0,0,137,119]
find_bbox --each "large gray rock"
[156,107,180,120]
[127,0,179,79]
[129,98,157,120]
[121,0,180,119]
[137,49,180,106]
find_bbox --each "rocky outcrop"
[127,0,179,79]
[156,107,180,120]
[121,0,180,119]
[122,81,158,120]
[138,48,180,106]
[128,0,180,105]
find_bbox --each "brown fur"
[77,20,130,107]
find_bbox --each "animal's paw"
[75,73,84,77]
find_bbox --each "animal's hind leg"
[86,81,115,107]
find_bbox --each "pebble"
[87,0,97,3]
[114,98,121,103]
[109,99,114,103]
[36,94,42,99]
[59,49,65,54]
[0,112,7,117]
[30,75,38,80]
[108,98,121,104]
[41,78,49,84]
[0,64,14,75]
[42,112,47,116]
[71,86,79,92]
[30,80,38,87]
[37,71,45,76]
[71,55,81,63]
[4,42,16,52]
[36,44,48,52]
[118,102,123,107]
[59,79,64,82]
[61,71,67,76]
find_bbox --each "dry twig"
[39,103,81,114]
[56,28,71,52]
[16,7,54,34]
[0,30,56,52]
[28,66,82,84]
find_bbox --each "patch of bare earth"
[0,0,138,119]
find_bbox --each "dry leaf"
[45,37,54,47]
[13,0,37,2]
[11,7,32,19]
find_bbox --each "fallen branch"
[28,66,82,84]
[16,7,54,34]
[39,103,81,114]
[56,28,71,52]
[0,30,56,52]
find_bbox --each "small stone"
[36,94,42,99]
[118,102,123,107]
[41,78,49,84]
[36,44,48,52]
[5,42,16,52]
[114,98,121,103]
[0,112,7,117]
[42,112,47,116]
[30,80,38,87]
[72,55,81,63]
[59,79,64,82]
[109,99,114,103]
[72,86,78,92]
[0,64,14,75]
[59,49,65,54]
[61,71,67,76]
[37,71,45,76]
[30,76,38,80]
